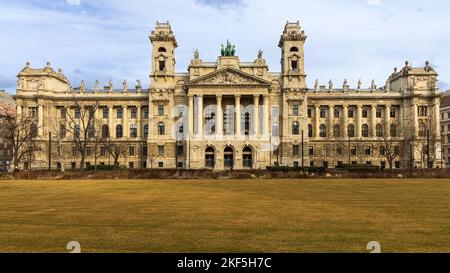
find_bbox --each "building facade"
[14,21,442,170]
[0,90,16,171]
[440,91,450,168]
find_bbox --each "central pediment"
[188,67,271,87]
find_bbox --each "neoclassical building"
[14,21,442,170]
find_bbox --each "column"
[263,95,269,136]
[356,105,362,138]
[123,106,128,138]
[371,105,377,137]
[412,103,419,134]
[16,104,22,120]
[328,105,334,137]
[385,105,391,133]
[108,105,114,138]
[216,95,223,137]
[253,95,260,136]
[342,105,348,138]
[197,95,203,137]
[314,105,320,138]
[38,104,44,137]
[434,100,441,138]
[137,105,142,138]
[188,95,194,137]
[235,95,241,136]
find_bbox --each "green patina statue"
[221,40,236,56]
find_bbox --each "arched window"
[376,124,383,137]
[87,123,95,138]
[101,125,109,139]
[390,124,397,137]
[158,47,167,52]
[347,124,355,138]
[130,124,137,138]
[319,124,327,138]
[362,124,369,137]
[290,47,299,52]
[292,122,300,135]
[179,124,184,134]
[333,124,341,138]
[116,125,123,138]
[419,122,427,137]
[60,124,66,139]
[143,124,149,139]
[308,124,313,137]
[157,122,165,135]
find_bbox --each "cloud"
[367,0,381,6]
[0,0,449,94]
[195,0,244,9]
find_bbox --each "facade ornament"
[371,79,377,91]
[136,79,142,93]
[80,80,86,93]
[109,80,113,93]
[194,49,199,59]
[25,61,30,68]
[314,79,319,92]
[328,79,333,91]
[257,49,263,59]
[343,79,349,90]
[221,40,236,57]
[357,79,362,91]
[123,80,128,93]
[94,80,99,93]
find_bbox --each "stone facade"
[14,21,442,170]
[440,91,450,167]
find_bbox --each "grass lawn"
[0,179,449,253]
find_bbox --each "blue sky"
[1,0,450,93]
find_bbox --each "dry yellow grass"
[0,179,449,253]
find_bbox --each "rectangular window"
[419,106,428,117]
[75,108,81,119]
[117,107,123,119]
[336,146,342,155]
[320,107,326,118]
[307,108,312,118]
[158,105,164,116]
[143,107,149,119]
[129,162,134,169]
[271,106,280,137]
[291,60,298,70]
[60,108,67,120]
[390,108,396,118]
[72,147,77,156]
[351,146,357,156]
[86,147,92,156]
[129,147,135,156]
[100,147,106,156]
[177,162,183,168]
[348,108,354,118]
[29,107,38,118]
[131,108,137,119]
[365,146,371,156]
[362,108,368,118]
[103,108,109,119]
[376,108,382,118]
[158,145,165,156]
[177,145,184,156]
[293,104,299,116]
[293,145,300,156]
[71,162,76,170]
[334,108,340,118]
[309,146,314,156]
[159,61,166,71]
[448,112,450,119]
[158,162,164,168]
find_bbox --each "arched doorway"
[243,146,253,168]
[224,146,234,169]
[205,146,215,168]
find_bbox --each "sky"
[1,0,450,93]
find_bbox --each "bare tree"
[63,98,99,174]
[2,110,40,171]
[99,137,126,169]
[379,122,414,171]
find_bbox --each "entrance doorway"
[205,146,215,168]
[243,146,253,168]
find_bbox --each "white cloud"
[367,0,381,6]
[1,0,450,94]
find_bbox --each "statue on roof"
[221,40,236,56]
[328,80,333,90]
[258,49,263,59]
[357,79,362,90]
[194,49,199,59]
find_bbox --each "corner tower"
[278,21,307,90]
[149,21,178,86]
